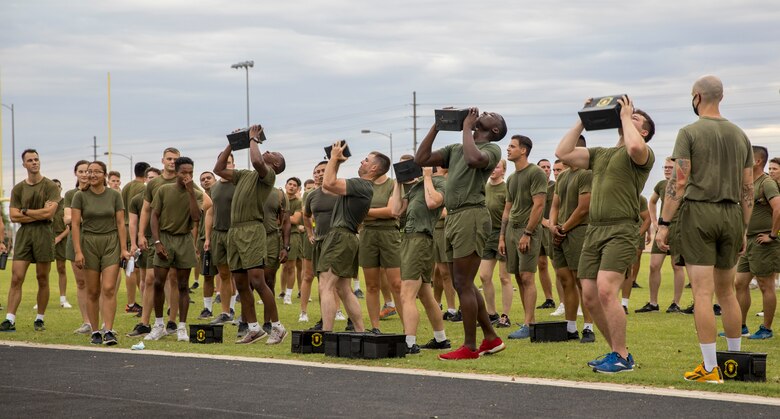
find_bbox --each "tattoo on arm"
[742,182,754,209]
[500,218,508,238]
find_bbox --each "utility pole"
[92,136,98,161]
[412,91,418,153]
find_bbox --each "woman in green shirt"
[64,160,91,334]
[71,161,130,346]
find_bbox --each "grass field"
[1,254,778,398]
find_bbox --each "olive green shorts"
[675,201,743,269]
[266,231,281,272]
[66,234,75,262]
[358,226,401,268]
[505,223,541,274]
[433,226,450,264]
[154,231,197,270]
[551,224,587,271]
[539,226,552,257]
[302,232,314,260]
[445,206,491,260]
[54,235,67,261]
[197,237,218,276]
[578,222,640,280]
[482,228,506,261]
[650,221,677,255]
[400,233,434,283]
[211,229,229,267]
[136,245,155,270]
[736,235,780,276]
[14,223,55,263]
[318,227,360,278]
[227,222,266,271]
[288,232,304,260]
[81,232,121,272]
[312,239,325,278]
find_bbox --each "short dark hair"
[134,162,151,177]
[511,135,533,156]
[315,160,328,169]
[304,179,315,186]
[22,148,38,160]
[370,152,391,177]
[770,157,780,167]
[52,179,61,187]
[634,109,655,142]
[145,167,161,177]
[286,177,301,187]
[554,159,562,164]
[175,157,194,172]
[200,171,215,179]
[753,146,768,167]
[108,171,121,179]
[537,159,550,165]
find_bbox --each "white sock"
[60,295,67,303]
[567,320,577,333]
[353,280,361,290]
[386,301,395,308]
[583,323,593,331]
[406,335,416,347]
[6,314,16,323]
[248,322,260,332]
[726,337,742,352]
[447,308,457,315]
[272,321,282,329]
[433,330,447,342]
[155,317,164,326]
[621,298,630,308]
[230,294,237,310]
[178,322,186,330]
[700,342,718,372]
[215,292,221,299]
[204,297,213,311]
[286,288,293,296]
[35,314,44,321]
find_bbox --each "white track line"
[3,340,778,406]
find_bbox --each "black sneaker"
[537,299,556,309]
[34,319,45,331]
[567,331,580,340]
[278,292,285,299]
[443,311,454,321]
[406,344,421,354]
[214,294,222,304]
[354,289,365,299]
[126,323,151,337]
[489,313,500,325]
[496,314,511,328]
[103,330,118,346]
[90,331,103,344]
[0,319,15,332]
[166,321,177,335]
[580,328,596,343]
[635,302,659,313]
[449,310,463,322]
[210,313,231,325]
[262,322,272,335]
[632,281,641,289]
[713,304,722,316]
[190,281,200,291]
[345,319,355,331]
[311,319,323,331]
[666,303,682,313]
[685,283,692,289]
[681,303,695,314]
[369,327,382,334]
[623,305,628,315]
[420,338,451,350]
[236,322,248,339]
[198,308,213,319]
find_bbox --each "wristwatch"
[658,217,671,226]
[21,208,27,215]
[153,240,162,245]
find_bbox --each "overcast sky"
[1,0,779,200]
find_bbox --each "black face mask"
[692,94,700,116]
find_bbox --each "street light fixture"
[103,151,132,180]
[361,129,394,178]
[231,60,254,169]
[1,103,15,187]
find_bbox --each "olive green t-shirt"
[587,146,655,223]
[210,180,235,232]
[747,173,780,235]
[71,188,124,234]
[485,181,507,230]
[144,174,177,204]
[438,142,501,212]
[653,179,667,216]
[10,177,61,220]
[121,180,146,224]
[506,163,548,225]
[64,188,78,209]
[672,117,753,203]
[230,169,276,225]
[263,188,287,234]
[152,184,204,235]
[52,197,66,234]
[363,177,397,228]
[543,180,555,219]
[305,187,339,240]
[555,168,592,226]
[287,195,303,232]
[330,178,373,233]
[639,195,648,213]
[129,192,150,239]
[403,176,446,235]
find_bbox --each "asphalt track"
[0,343,778,418]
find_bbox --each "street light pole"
[361,129,394,178]
[1,103,14,187]
[231,60,254,169]
[104,151,132,180]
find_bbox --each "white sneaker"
[267,324,287,345]
[283,295,292,305]
[257,299,264,305]
[61,301,73,309]
[33,304,38,310]
[298,312,309,322]
[757,311,765,317]
[73,323,91,334]
[550,303,565,316]
[335,310,346,321]
[144,324,167,341]
[577,306,583,317]
[749,278,759,290]
[177,326,189,342]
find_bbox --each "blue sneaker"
[626,353,635,368]
[592,352,634,374]
[508,324,530,339]
[587,352,612,368]
[747,325,773,340]
[718,325,749,337]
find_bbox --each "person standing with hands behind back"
[71,161,130,345]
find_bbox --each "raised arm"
[390,179,407,219]
[422,168,443,209]
[461,108,491,169]
[322,141,349,196]
[213,143,235,181]
[556,121,590,169]
[620,96,651,166]
[414,124,444,167]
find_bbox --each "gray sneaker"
[266,324,287,345]
[210,313,231,325]
[144,324,167,341]
[236,328,267,344]
[508,324,530,339]
[73,323,92,335]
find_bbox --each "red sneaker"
[438,345,480,361]
[478,337,506,356]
